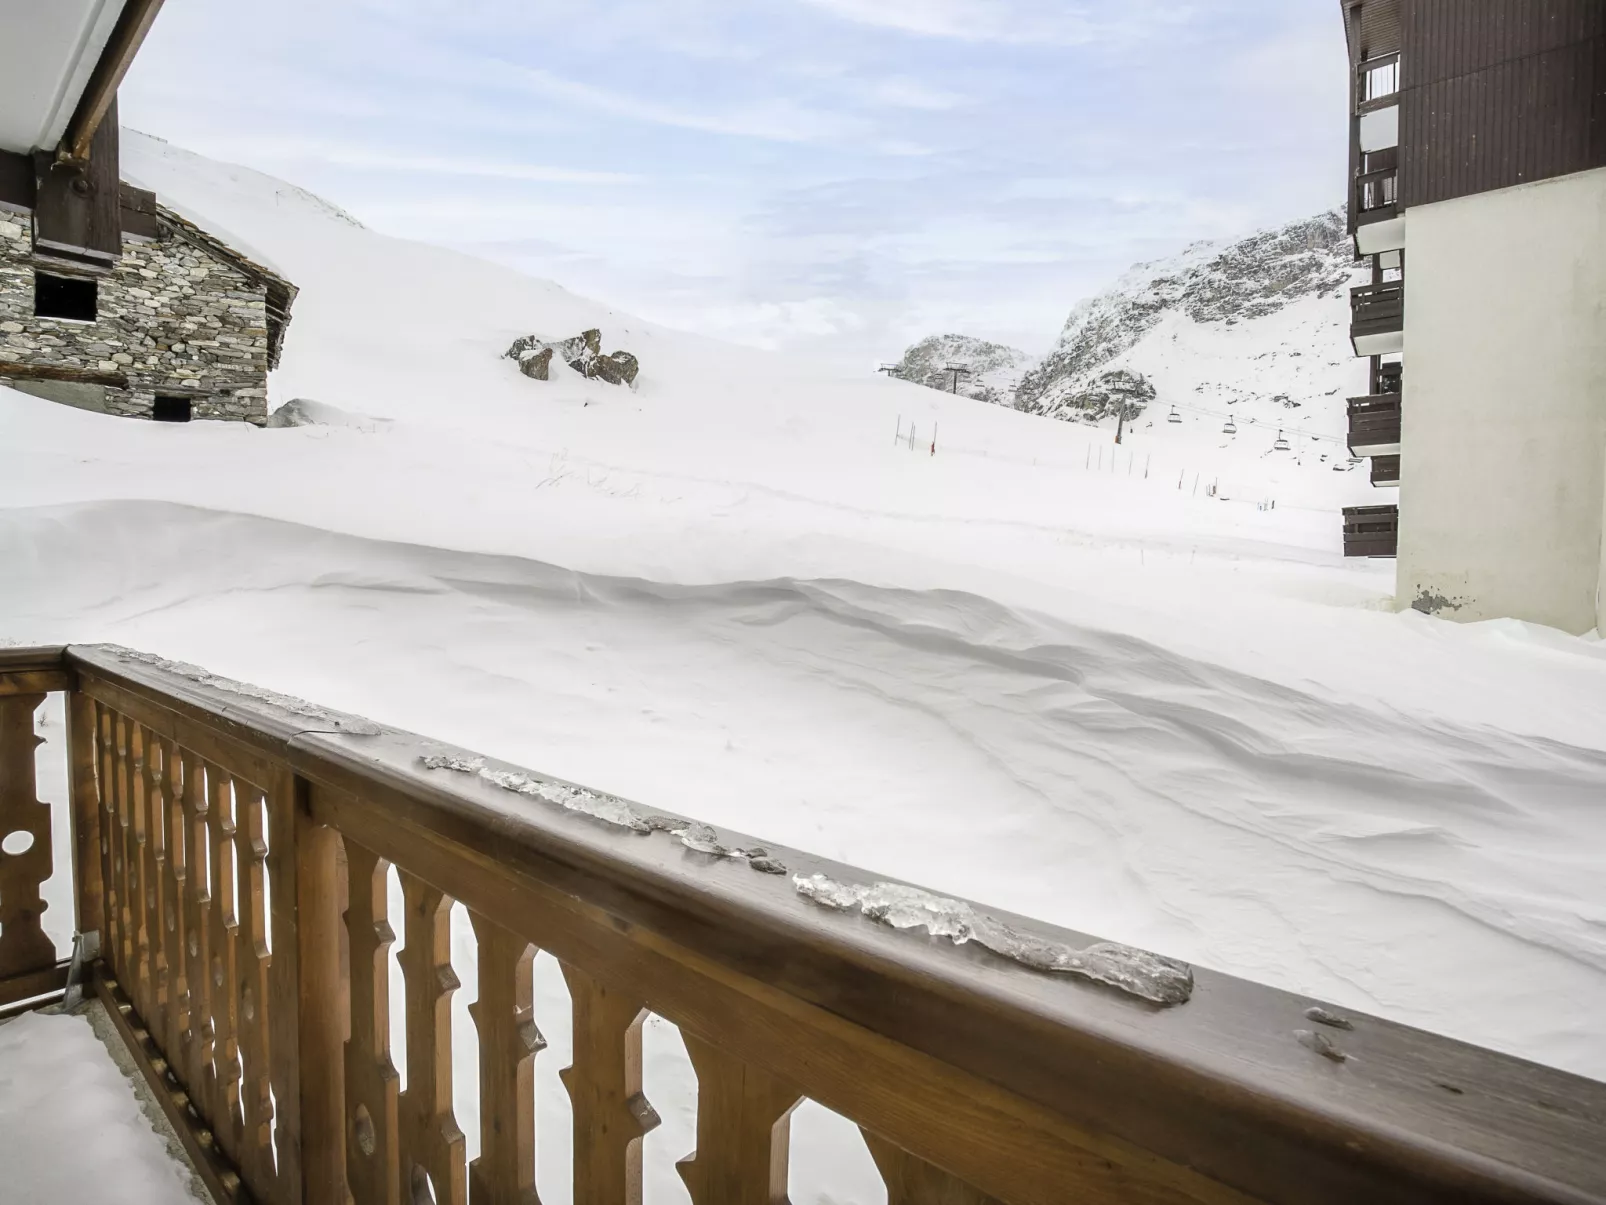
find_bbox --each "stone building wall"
[0,212,274,423]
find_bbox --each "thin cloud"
[225,139,641,184]
[793,0,1190,45]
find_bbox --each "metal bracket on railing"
[42,930,100,1014]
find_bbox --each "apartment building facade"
[1339,0,1606,636]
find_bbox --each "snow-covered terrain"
[2,132,1604,1203]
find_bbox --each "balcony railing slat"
[152,735,183,1088]
[0,690,56,983]
[396,869,468,1205]
[66,692,104,943]
[94,703,121,978]
[559,961,660,1205]
[132,724,157,1027]
[343,839,403,1205]
[235,779,277,1193]
[466,911,539,1205]
[207,763,246,1165]
[675,1031,803,1205]
[179,746,214,1109]
[292,800,344,1205]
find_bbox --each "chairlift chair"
[1168,406,1182,424]
[1274,429,1290,451]
[1222,416,1237,435]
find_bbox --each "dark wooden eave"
[1340,0,1402,62]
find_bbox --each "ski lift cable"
[1156,396,1347,444]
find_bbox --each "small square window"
[34,272,97,321]
[152,396,192,423]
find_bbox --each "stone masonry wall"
[0,212,273,423]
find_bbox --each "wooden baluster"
[861,1132,1006,1205]
[265,771,308,1202]
[111,711,136,981]
[397,870,467,1205]
[345,843,401,1205]
[0,692,55,983]
[94,703,121,973]
[676,1034,802,1205]
[207,765,244,1162]
[235,781,276,1193]
[66,691,105,945]
[131,723,156,1022]
[154,735,187,1069]
[559,963,660,1205]
[467,913,540,1205]
[181,748,213,1100]
[295,807,346,1205]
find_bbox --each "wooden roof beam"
[58,0,166,166]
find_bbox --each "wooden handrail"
[1,644,1604,1205]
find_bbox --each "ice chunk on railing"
[420,756,790,873]
[794,874,1193,1006]
[107,646,382,734]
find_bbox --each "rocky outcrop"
[1018,367,1155,424]
[505,329,639,386]
[890,334,1035,406]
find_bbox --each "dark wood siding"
[1397,0,1606,207]
[1341,1,1402,61]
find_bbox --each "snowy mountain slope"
[890,333,1037,406]
[897,209,1372,485]
[2,129,1604,1203]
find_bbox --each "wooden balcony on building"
[1348,394,1402,457]
[1354,146,1405,254]
[1371,453,1401,486]
[1351,278,1405,355]
[5,644,1606,1205]
[1343,503,1400,557]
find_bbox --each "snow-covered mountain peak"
[1017,210,1354,417]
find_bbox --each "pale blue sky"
[120,0,1350,367]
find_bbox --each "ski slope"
[2,132,1604,1203]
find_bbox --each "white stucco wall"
[1398,167,1606,634]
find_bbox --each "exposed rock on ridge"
[890,334,1036,407]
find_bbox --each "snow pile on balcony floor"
[0,1010,201,1205]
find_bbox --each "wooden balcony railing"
[4,644,1606,1205]
[1355,146,1400,225]
[1355,51,1401,114]
[1347,394,1402,455]
[1342,504,1400,558]
[1351,279,1405,347]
